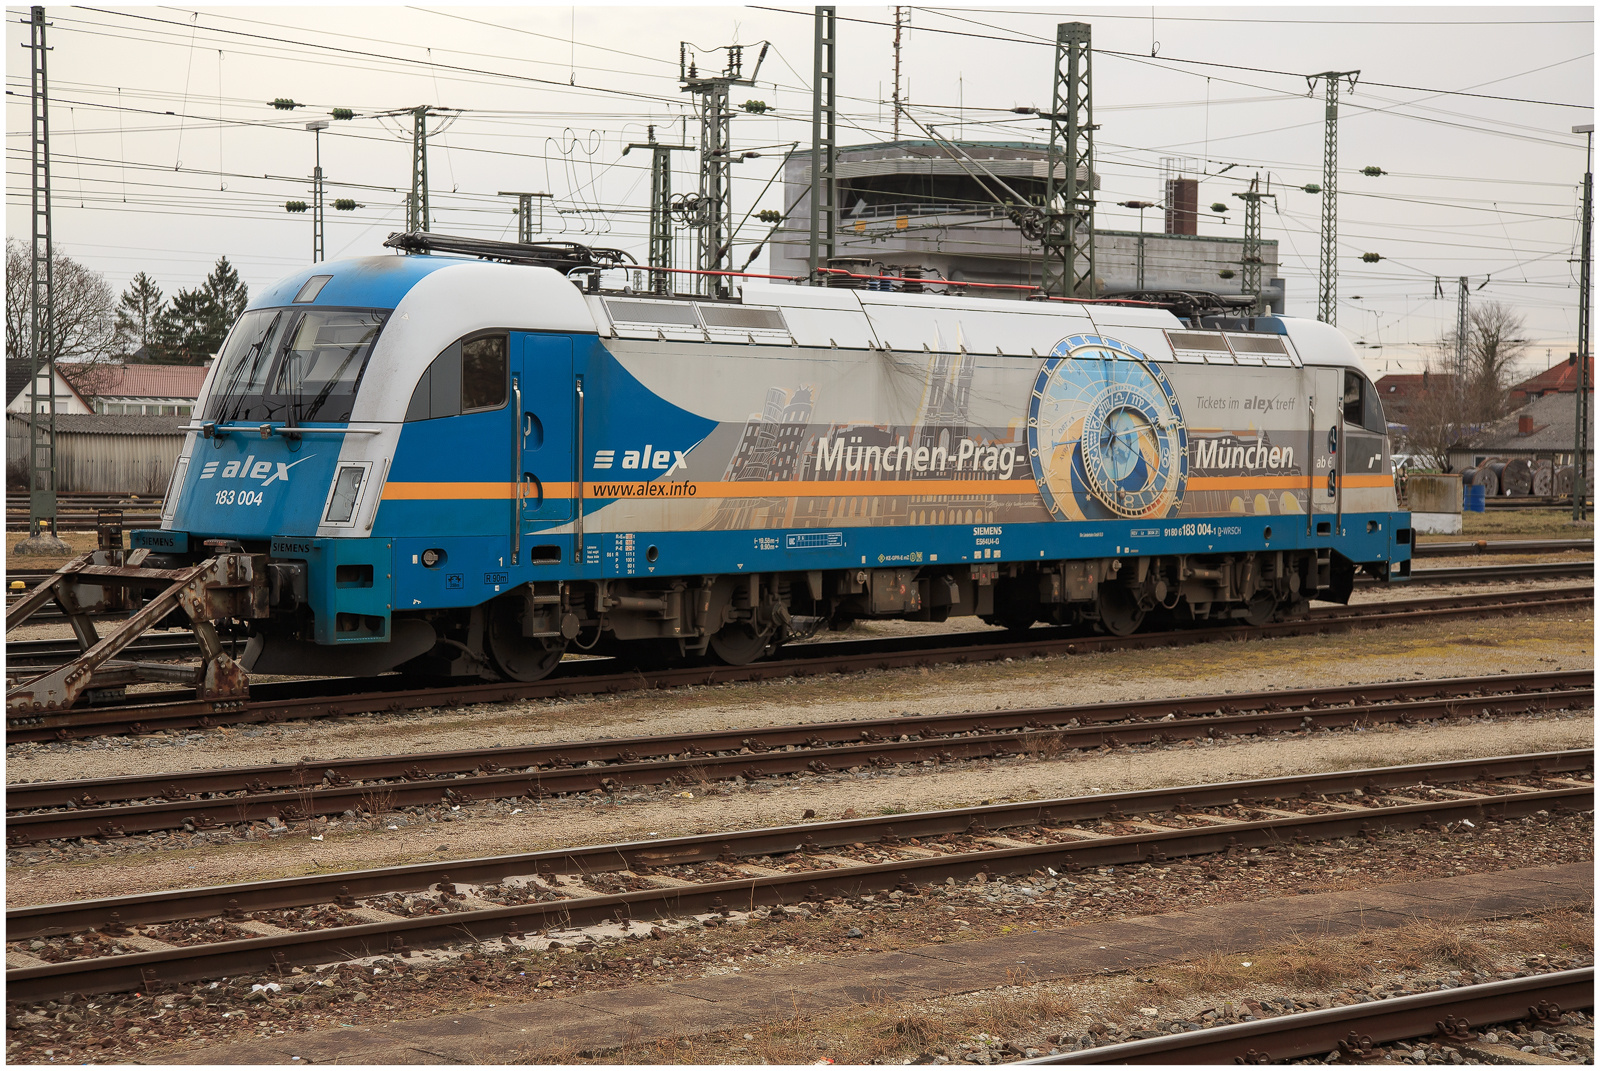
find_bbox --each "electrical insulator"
[741,100,769,114]
[1218,269,1237,279]
[333,199,358,211]
[284,201,308,213]
[1210,202,1228,213]
[757,210,782,224]
[1361,252,1383,263]
[1361,166,1387,177]
[331,108,355,121]
[271,98,299,111]
[1302,183,1322,194]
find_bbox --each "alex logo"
[592,444,688,474]
[198,453,317,487]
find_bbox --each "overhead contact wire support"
[1043,22,1095,299]
[809,6,837,281]
[409,105,429,233]
[20,4,65,556]
[1310,69,1359,325]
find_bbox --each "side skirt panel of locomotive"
[136,255,1412,684]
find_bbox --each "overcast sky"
[5,3,1593,379]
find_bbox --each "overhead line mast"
[19,4,65,556]
[680,39,768,297]
[1042,22,1095,299]
[623,128,693,295]
[810,6,837,281]
[1309,69,1359,325]
[1575,123,1593,522]
[891,6,907,142]
[1234,174,1274,316]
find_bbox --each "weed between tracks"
[540,909,1593,1065]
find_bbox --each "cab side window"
[1342,369,1387,434]
[462,335,508,411]
[405,332,507,420]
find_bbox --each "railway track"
[1359,560,1591,584]
[6,670,1590,845]
[1031,967,1594,1064]
[1414,537,1592,557]
[6,584,1591,743]
[5,560,1591,660]
[5,750,1590,1002]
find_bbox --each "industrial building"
[773,140,1283,308]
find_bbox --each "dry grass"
[1413,508,1593,542]
[526,906,1593,1065]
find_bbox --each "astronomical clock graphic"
[1026,334,1188,521]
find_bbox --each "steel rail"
[11,669,1585,811]
[1027,967,1595,1064]
[6,633,224,670]
[5,773,1589,1002]
[10,749,1588,941]
[1414,538,1592,557]
[6,587,1591,744]
[7,675,1591,844]
[1358,561,1591,585]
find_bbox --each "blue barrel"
[1464,484,1487,512]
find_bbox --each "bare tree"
[1402,301,1529,470]
[5,239,119,397]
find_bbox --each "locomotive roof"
[248,253,1365,372]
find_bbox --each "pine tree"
[113,272,165,360]
[152,257,250,364]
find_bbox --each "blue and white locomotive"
[135,235,1412,683]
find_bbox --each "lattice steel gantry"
[1042,22,1095,299]
[624,128,693,294]
[1308,69,1359,325]
[680,39,768,296]
[20,4,65,555]
[1233,174,1274,316]
[809,6,838,280]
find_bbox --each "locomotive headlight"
[323,465,367,525]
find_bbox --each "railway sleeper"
[2,782,1588,1000]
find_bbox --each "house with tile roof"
[4,359,94,415]
[86,363,210,417]
[1446,388,1595,493]
[1508,354,1592,408]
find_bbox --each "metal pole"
[1310,70,1359,325]
[307,120,328,263]
[1575,124,1593,521]
[624,132,692,294]
[808,7,837,281]
[21,4,63,555]
[892,6,906,142]
[1042,22,1094,298]
[1235,174,1267,316]
[408,106,428,232]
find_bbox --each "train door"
[515,333,575,564]
[1305,366,1342,526]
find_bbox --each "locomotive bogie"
[134,253,1412,683]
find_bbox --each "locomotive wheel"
[708,621,777,666]
[1242,592,1276,627]
[484,599,566,682]
[1095,584,1145,637]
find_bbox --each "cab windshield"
[204,307,389,424]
